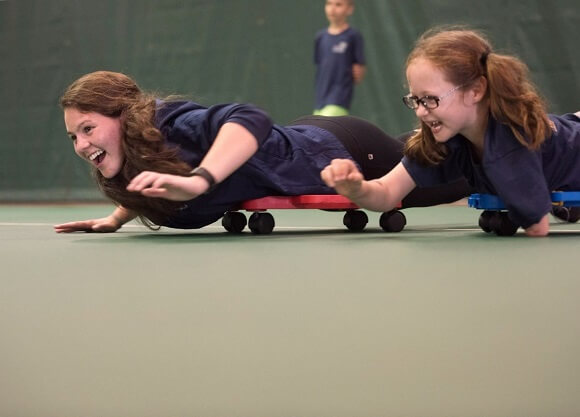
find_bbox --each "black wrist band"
[189,166,217,193]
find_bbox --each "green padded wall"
[1,0,578,200]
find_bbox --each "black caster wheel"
[569,207,580,223]
[379,210,406,233]
[552,206,580,223]
[551,206,568,222]
[222,211,247,233]
[478,210,495,233]
[343,210,368,231]
[488,212,518,236]
[248,212,275,234]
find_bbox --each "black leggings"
[290,115,473,208]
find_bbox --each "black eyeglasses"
[402,84,464,110]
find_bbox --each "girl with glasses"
[321,27,580,237]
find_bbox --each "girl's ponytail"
[486,53,552,149]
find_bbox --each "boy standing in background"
[313,0,366,116]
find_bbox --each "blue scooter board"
[468,192,580,210]
[468,192,580,235]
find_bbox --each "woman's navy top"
[154,100,353,228]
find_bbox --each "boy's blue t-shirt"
[401,113,580,228]
[314,27,365,110]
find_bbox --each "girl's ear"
[470,76,488,104]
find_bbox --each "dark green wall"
[1,0,578,200]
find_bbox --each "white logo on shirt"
[332,41,348,54]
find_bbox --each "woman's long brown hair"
[60,71,192,226]
[404,27,552,165]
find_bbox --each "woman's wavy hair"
[60,71,192,226]
[404,27,552,165]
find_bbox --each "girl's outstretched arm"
[321,160,416,212]
[127,122,259,200]
[54,206,136,233]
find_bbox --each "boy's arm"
[352,63,366,83]
[352,29,366,83]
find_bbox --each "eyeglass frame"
[402,84,465,110]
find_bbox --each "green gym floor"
[2,203,580,417]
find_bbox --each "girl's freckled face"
[406,57,473,143]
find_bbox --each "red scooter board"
[239,194,360,210]
[222,195,405,234]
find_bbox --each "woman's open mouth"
[88,149,106,165]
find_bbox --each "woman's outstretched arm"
[126,122,259,200]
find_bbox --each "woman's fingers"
[126,171,161,192]
[54,219,103,233]
[140,187,169,198]
[54,220,92,233]
[128,173,201,201]
[127,172,178,197]
[127,171,212,201]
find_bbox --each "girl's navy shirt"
[402,113,580,228]
[154,100,353,229]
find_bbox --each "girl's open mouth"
[429,120,442,133]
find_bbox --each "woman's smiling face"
[64,107,125,178]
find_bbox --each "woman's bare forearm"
[110,206,137,227]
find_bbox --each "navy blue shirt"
[314,27,365,109]
[402,113,580,228]
[154,101,354,229]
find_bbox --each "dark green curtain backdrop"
[1,0,578,200]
